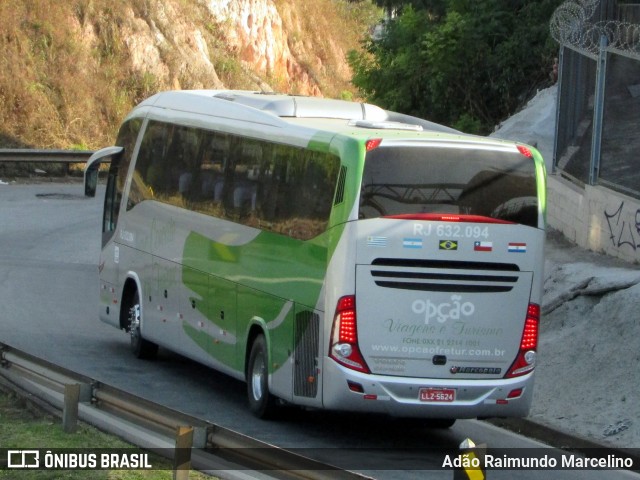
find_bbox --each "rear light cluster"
[329,295,370,374]
[517,145,533,158]
[505,303,540,378]
[365,138,382,151]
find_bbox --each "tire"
[128,290,158,360]
[247,334,277,418]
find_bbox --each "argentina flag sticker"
[403,238,423,249]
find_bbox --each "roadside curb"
[486,417,640,470]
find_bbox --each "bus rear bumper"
[322,359,534,419]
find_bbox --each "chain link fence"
[551,0,640,197]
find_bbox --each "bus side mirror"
[83,146,124,197]
[85,164,99,197]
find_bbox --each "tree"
[349,7,431,116]
[349,0,562,133]
[371,0,447,17]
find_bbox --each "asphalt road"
[1,182,637,480]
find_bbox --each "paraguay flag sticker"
[508,242,527,253]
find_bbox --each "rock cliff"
[0,0,378,148]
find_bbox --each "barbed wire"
[550,0,640,58]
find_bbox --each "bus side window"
[129,121,170,209]
[276,143,339,239]
[104,118,142,245]
[179,131,227,218]
[175,129,202,201]
[221,138,259,218]
[198,136,217,199]
[126,123,340,240]
[257,148,278,221]
[103,161,119,234]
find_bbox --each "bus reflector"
[365,138,382,151]
[329,295,370,374]
[507,388,523,398]
[505,303,539,378]
[347,381,364,393]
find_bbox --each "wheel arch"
[119,273,143,331]
[244,319,269,382]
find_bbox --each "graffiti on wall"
[604,201,640,251]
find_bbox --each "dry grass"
[0,0,380,150]
[0,0,145,149]
[273,0,381,98]
[0,388,214,479]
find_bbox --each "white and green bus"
[85,90,546,423]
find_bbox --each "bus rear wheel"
[128,291,158,360]
[247,334,277,418]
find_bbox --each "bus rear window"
[360,145,539,227]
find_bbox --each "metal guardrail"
[0,149,94,164]
[0,342,365,479]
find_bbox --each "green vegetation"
[348,0,562,133]
[0,389,211,479]
[0,0,563,153]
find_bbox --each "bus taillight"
[329,295,370,374]
[383,213,515,224]
[517,145,533,158]
[505,303,539,378]
[365,138,382,151]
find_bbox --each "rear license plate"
[419,388,456,402]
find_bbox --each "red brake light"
[505,303,539,378]
[329,295,370,374]
[520,304,540,350]
[517,145,533,158]
[365,138,382,151]
[383,213,515,224]
[336,296,357,343]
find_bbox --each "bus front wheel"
[247,334,277,418]
[128,291,158,360]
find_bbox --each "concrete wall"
[547,174,640,263]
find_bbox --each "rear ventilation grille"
[334,166,347,205]
[372,258,520,271]
[294,310,319,398]
[371,258,520,293]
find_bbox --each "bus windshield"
[360,145,539,227]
